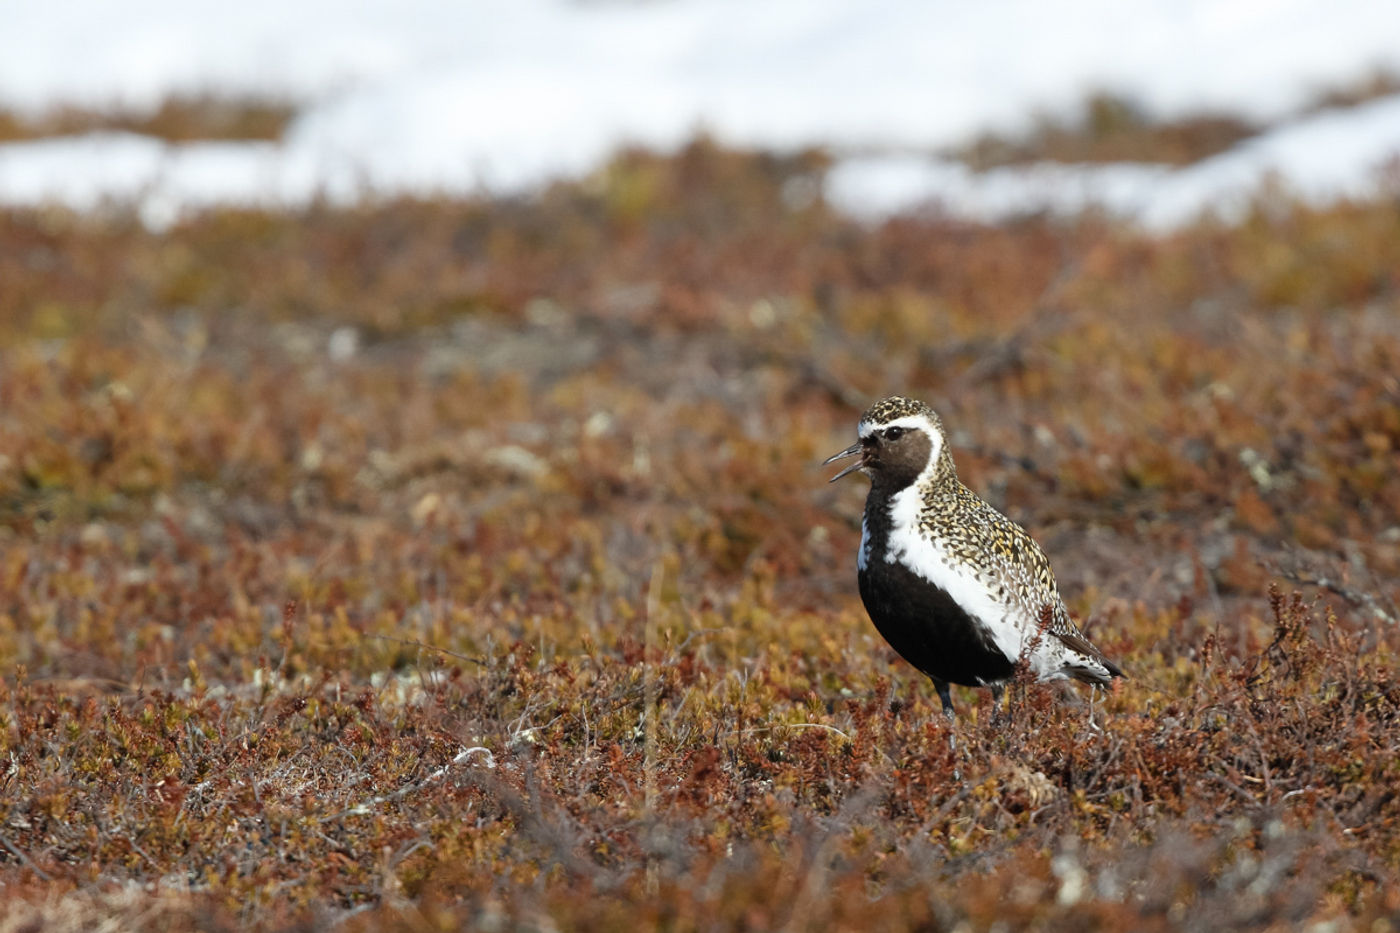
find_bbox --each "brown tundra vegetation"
[1,138,1399,931]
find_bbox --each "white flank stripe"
[884,484,1062,681]
[858,517,871,572]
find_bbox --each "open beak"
[823,442,865,483]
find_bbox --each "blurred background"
[3,0,1400,227]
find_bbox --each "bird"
[825,395,1123,716]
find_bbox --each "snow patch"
[1,0,1399,226]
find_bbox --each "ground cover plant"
[950,71,1400,169]
[1,137,1399,930]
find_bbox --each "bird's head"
[824,396,955,492]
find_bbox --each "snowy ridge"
[828,94,1400,229]
[2,0,1399,227]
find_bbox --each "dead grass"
[1305,68,1400,113]
[951,71,1400,171]
[952,92,1258,169]
[1,137,1399,930]
[0,95,298,143]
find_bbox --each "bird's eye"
[884,427,905,441]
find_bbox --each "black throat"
[861,484,895,565]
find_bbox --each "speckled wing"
[965,500,1122,684]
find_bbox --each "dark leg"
[934,678,955,719]
[931,677,960,770]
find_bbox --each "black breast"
[858,495,1016,688]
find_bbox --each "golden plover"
[826,396,1123,715]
